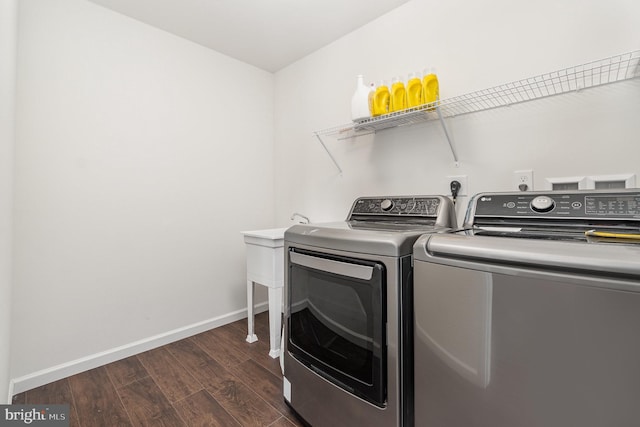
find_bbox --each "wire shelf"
[315,49,640,142]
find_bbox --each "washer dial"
[530,195,555,213]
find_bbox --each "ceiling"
[88,0,411,73]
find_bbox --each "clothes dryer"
[284,195,456,427]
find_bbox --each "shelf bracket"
[314,133,343,174]
[435,106,459,165]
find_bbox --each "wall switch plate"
[513,170,533,191]
[446,175,468,197]
[544,176,587,190]
[544,173,636,190]
[588,173,636,189]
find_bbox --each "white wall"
[11,0,275,388]
[8,0,640,396]
[274,0,640,226]
[0,0,17,404]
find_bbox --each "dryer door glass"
[287,248,386,407]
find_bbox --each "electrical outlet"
[446,175,468,197]
[514,170,534,191]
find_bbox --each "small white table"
[241,228,287,358]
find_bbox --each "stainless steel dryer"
[283,195,456,427]
[413,190,640,427]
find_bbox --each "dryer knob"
[530,196,555,213]
[381,199,394,211]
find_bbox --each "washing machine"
[413,189,640,427]
[283,195,457,427]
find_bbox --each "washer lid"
[413,233,640,279]
[285,221,450,257]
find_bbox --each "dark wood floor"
[13,311,303,427]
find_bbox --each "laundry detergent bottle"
[372,80,390,116]
[422,68,440,110]
[406,71,423,108]
[389,76,407,113]
[351,74,372,122]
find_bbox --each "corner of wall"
[0,0,18,405]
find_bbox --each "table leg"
[246,280,258,343]
[268,287,283,358]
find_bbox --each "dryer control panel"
[349,196,443,217]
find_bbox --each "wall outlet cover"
[513,170,534,191]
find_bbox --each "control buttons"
[380,199,394,212]
[530,196,555,213]
[506,202,516,209]
[571,201,582,209]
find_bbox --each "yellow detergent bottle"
[422,68,440,111]
[372,80,390,116]
[406,71,422,108]
[389,76,407,113]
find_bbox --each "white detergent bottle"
[351,74,372,122]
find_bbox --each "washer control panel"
[473,191,640,219]
[350,196,442,217]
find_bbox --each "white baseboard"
[10,302,268,397]
[7,380,14,404]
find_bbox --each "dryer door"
[287,247,387,407]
